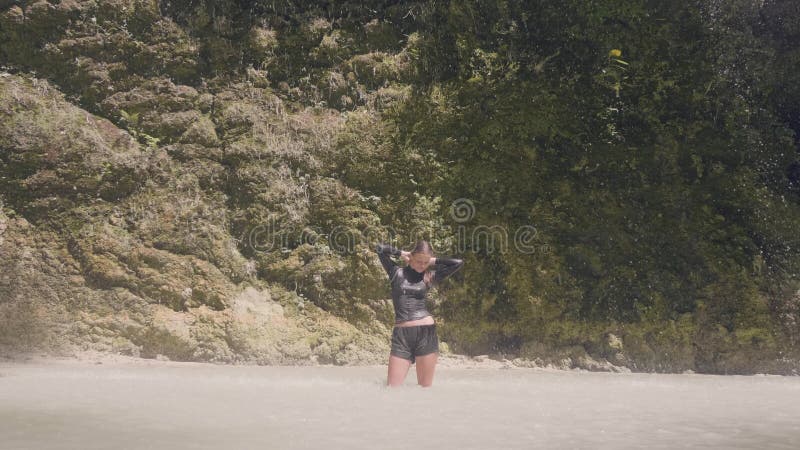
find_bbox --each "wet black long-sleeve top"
[375,243,464,323]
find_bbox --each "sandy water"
[1,357,798,449]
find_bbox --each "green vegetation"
[0,0,797,373]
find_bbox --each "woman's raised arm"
[375,243,402,280]
[431,256,464,286]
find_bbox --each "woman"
[375,240,464,387]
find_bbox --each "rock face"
[0,60,392,366]
[0,0,420,365]
[0,0,422,365]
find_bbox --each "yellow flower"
[609,49,622,58]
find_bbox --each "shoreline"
[0,349,523,368]
[0,349,591,373]
[0,349,794,377]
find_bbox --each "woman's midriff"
[395,315,435,327]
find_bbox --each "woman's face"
[409,252,432,273]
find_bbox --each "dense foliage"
[381,0,800,372]
[1,0,797,372]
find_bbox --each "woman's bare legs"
[387,354,413,387]
[415,351,438,387]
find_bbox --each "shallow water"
[1,360,798,449]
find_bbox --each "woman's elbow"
[448,259,465,277]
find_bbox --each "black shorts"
[390,324,439,364]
